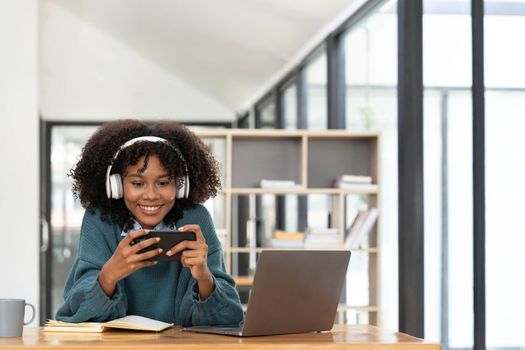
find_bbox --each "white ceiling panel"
[43,0,359,117]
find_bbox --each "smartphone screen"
[132,230,197,262]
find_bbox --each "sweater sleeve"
[178,205,244,326]
[55,210,128,322]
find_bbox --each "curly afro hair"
[70,119,222,230]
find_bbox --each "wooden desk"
[0,324,440,349]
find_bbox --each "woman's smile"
[123,155,177,229]
[138,204,163,214]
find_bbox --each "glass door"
[41,124,99,321]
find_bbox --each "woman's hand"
[99,230,162,297]
[166,224,214,300]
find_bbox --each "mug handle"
[24,302,36,325]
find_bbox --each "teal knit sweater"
[56,204,244,326]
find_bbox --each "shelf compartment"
[231,136,302,187]
[307,137,378,188]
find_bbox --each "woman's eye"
[158,180,171,187]
[131,182,144,188]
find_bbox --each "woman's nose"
[143,184,160,199]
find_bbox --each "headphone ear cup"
[109,174,123,199]
[176,176,190,199]
[184,175,190,198]
[176,177,184,199]
[106,174,112,198]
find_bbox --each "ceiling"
[47,0,361,113]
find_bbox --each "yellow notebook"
[44,315,173,333]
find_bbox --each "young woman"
[56,119,243,326]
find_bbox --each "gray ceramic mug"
[0,299,36,337]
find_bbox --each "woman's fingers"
[181,249,206,259]
[121,231,162,262]
[180,250,207,267]
[136,247,163,261]
[166,240,207,257]
[120,229,149,247]
[105,230,163,284]
[178,225,205,242]
[129,236,160,254]
[119,230,163,261]
[130,260,158,271]
[165,224,208,257]
[181,257,200,265]
[175,227,211,282]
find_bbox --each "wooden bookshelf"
[195,129,381,326]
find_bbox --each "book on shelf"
[44,315,173,333]
[334,174,377,191]
[337,175,373,184]
[273,230,304,241]
[303,227,340,249]
[260,179,301,188]
[344,208,378,249]
[269,230,305,248]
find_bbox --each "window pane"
[304,50,327,130]
[345,4,397,130]
[485,2,525,348]
[257,99,276,129]
[423,1,473,348]
[281,83,297,130]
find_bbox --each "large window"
[485,2,525,348]
[248,0,525,346]
[422,1,525,349]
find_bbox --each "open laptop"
[183,249,351,337]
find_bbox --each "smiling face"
[123,154,177,229]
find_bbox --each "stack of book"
[334,175,378,191]
[303,227,340,249]
[269,230,305,249]
[344,207,378,249]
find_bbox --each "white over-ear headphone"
[105,136,190,199]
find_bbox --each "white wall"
[1,0,235,327]
[0,0,40,325]
[39,1,234,122]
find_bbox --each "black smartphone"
[131,230,197,262]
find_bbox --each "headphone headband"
[105,136,190,199]
[113,136,169,162]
